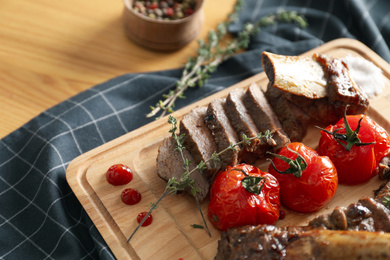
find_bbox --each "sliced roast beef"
[225,88,268,158]
[244,82,290,151]
[156,136,209,201]
[180,106,220,176]
[205,98,241,171]
[265,82,310,142]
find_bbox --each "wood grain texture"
[0,0,236,138]
[66,39,390,260]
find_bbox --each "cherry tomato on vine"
[208,164,280,231]
[268,142,338,213]
[318,113,390,185]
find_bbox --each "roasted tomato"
[318,113,390,185]
[268,142,338,213]
[208,164,280,231]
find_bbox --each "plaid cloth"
[1,0,390,259]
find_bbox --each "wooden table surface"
[0,0,236,139]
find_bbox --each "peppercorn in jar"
[132,0,197,20]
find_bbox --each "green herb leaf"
[191,224,205,229]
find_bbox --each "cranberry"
[106,164,133,186]
[137,212,153,227]
[121,188,142,205]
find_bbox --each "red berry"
[137,212,153,227]
[121,188,142,205]
[106,164,133,186]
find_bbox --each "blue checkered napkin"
[1,0,390,259]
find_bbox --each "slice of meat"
[314,53,369,119]
[216,225,390,260]
[225,88,267,157]
[180,106,220,176]
[244,82,290,152]
[205,98,241,171]
[264,83,310,142]
[156,136,209,201]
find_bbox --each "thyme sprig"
[127,115,273,242]
[146,1,308,119]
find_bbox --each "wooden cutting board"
[66,38,390,260]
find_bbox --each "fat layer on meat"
[205,98,242,171]
[180,106,221,176]
[156,136,209,201]
[244,82,290,151]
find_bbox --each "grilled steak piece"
[262,51,370,126]
[308,197,390,232]
[180,106,221,176]
[205,98,242,171]
[314,53,369,120]
[244,82,290,151]
[225,88,268,157]
[156,136,209,201]
[265,83,310,142]
[216,225,390,260]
